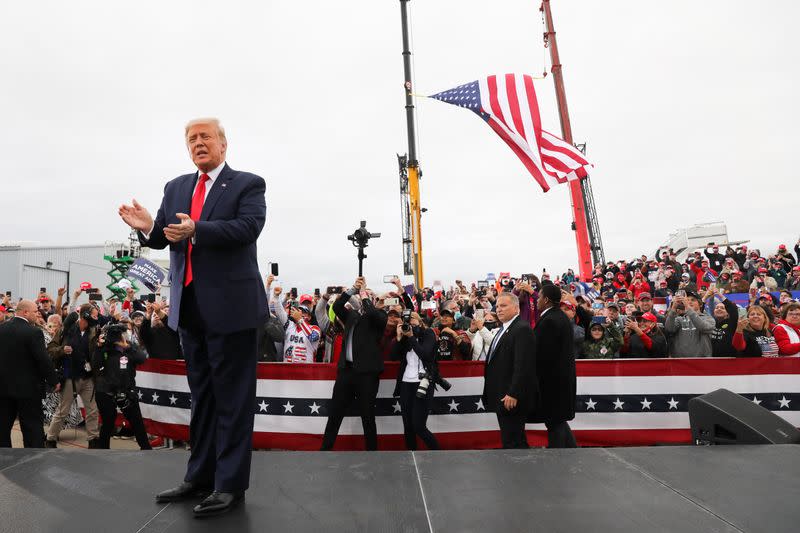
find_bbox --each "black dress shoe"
[155,481,212,503]
[193,491,244,518]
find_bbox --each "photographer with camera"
[321,276,388,451]
[390,311,441,450]
[45,303,101,448]
[92,324,152,450]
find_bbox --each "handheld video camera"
[400,309,413,333]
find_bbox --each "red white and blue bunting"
[136,358,800,450]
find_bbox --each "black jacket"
[140,318,183,360]
[620,329,668,358]
[333,290,388,374]
[391,327,436,397]
[92,344,147,394]
[528,307,576,424]
[711,298,739,357]
[0,317,58,398]
[483,317,537,414]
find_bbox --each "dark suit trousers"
[496,408,529,449]
[321,366,379,451]
[179,284,257,492]
[545,420,577,448]
[0,396,44,448]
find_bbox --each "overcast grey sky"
[2,1,798,291]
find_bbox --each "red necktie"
[184,173,209,286]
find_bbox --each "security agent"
[483,292,537,449]
[92,324,152,450]
[0,300,59,448]
[390,311,441,450]
[321,276,388,451]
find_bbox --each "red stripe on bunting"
[139,357,800,382]
[142,419,695,451]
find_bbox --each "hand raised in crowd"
[57,287,66,297]
[353,276,366,292]
[469,317,484,333]
[736,317,749,333]
[118,199,154,232]
[164,213,195,243]
[289,306,303,323]
[266,274,275,287]
[625,318,642,336]
[273,285,282,297]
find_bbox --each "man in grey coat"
[664,291,715,357]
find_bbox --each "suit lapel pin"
[221,183,227,188]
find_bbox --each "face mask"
[484,321,498,330]
[412,326,422,336]
[454,311,462,321]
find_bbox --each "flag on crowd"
[430,73,592,192]
[704,271,718,283]
[572,281,600,301]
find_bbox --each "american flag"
[430,73,592,192]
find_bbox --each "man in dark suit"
[321,277,388,451]
[529,282,577,448]
[0,300,59,448]
[483,292,537,449]
[119,118,267,517]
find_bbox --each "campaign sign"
[126,258,165,292]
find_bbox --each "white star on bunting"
[283,401,294,414]
[168,394,177,405]
[137,391,143,400]
[752,396,762,406]
[585,398,597,410]
[393,402,401,413]
[778,396,791,409]
[309,402,321,414]
[613,398,624,410]
[448,399,460,412]
[640,398,652,410]
[475,399,485,411]
[258,400,268,413]
[667,397,679,410]
[151,392,159,403]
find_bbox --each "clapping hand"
[164,213,195,243]
[501,395,518,411]
[118,199,154,232]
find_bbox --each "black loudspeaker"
[688,388,800,445]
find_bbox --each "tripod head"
[347,221,380,276]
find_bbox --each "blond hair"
[184,117,226,141]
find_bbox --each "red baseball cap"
[779,244,787,250]
[733,271,743,277]
[641,312,658,323]
[299,294,314,305]
[560,301,575,311]
[758,267,768,273]
[636,292,652,301]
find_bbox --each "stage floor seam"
[411,451,434,533]
[135,502,171,533]
[602,448,746,533]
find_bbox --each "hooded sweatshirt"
[665,309,716,357]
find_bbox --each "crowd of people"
[1,239,799,450]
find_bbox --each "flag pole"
[399,0,424,289]
[541,0,595,281]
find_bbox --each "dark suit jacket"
[139,163,267,335]
[483,317,537,414]
[529,307,576,423]
[333,291,388,374]
[0,318,58,398]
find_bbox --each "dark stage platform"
[1,445,798,533]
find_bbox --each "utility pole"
[398,0,424,289]
[541,0,602,280]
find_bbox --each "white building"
[0,243,117,301]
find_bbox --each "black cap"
[541,283,561,304]
[439,308,454,317]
